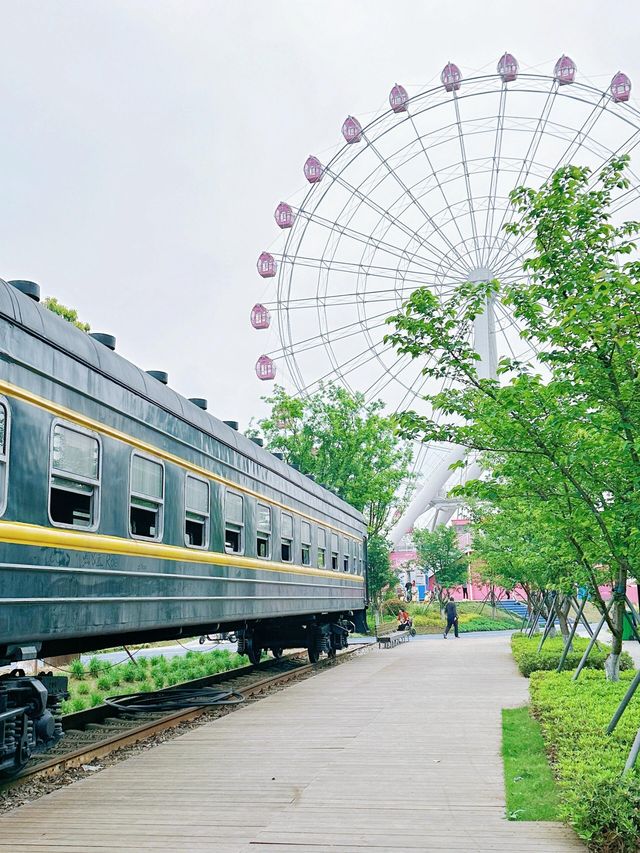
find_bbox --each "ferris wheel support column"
[389,272,496,547]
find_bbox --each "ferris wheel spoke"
[294,207,452,276]
[452,92,482,268]
[325,166,459,271]
[483,84,508,263]
[268,310,394,359]
[491,91,609,267]
[407,111,468,252]
[293,339,399,398]
[486,83,557,267]
[360,131,469,269]
[275,254,442,289]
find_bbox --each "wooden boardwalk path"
[0,634,583,852]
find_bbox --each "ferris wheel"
[251,53,640,543]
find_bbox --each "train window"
[331,533,339,570]
[130,454,164,540]
[185,475,209,549]
[281,512,293,562]
[49,423,100,529]
[317,528,326,568]
[343,539,350,572]
[351,540,357,573]
[257,503,271,558]
[358,541,363,575]
[0,401,9,516]
[301,521,311,566]
[225,492,244,554]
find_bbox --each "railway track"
[3,644,368,790]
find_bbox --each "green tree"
[43,297,90,332]
[366,534,397,612]
[386,157,640,679]
[412,525,467,606]
[254,384,415,609]
[255,383,414,537]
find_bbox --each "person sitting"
[397,608,412,631]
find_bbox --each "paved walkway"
[0,634,583,852]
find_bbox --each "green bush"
[90,692,102,707]
[96,675,111,691]
[511,633,634,678]
[530,669,640,851]
[77,682,89,695]
[460,616,519,632]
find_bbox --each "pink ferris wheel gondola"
[554,55,576,85]
[389,84,409,113]
[255,355,276,381]
[610,72,631,103]
[250,304,271,330]
[342,116,362,143]
[274,202,295,229]
[441,62,462,92]
[304,156,323,183]
[257,252,277,278]
[497,53,518,83]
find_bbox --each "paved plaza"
[0,635,584,852]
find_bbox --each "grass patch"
[59,649,246,714]
[531,670,640,851]
[502,706,560,821]
[511,633,634,678]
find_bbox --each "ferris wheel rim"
[257,62,640,406]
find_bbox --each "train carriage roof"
[0,279,364,525]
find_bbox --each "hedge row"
[530,669,640,851]
[511,633,634,678]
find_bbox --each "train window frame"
[256,503,271,559]
[48,419,101,532]
[281,512,293,563]
[358,541,363,575]
[184,474,210,550]
[301,521,311,566]
[129,452,164,541]
[342,538,350,572]
[224,490,244,555]
[317,528,326,569]
[330,532,339,571]
[0,398,10,518]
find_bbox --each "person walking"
[443,596,459,638]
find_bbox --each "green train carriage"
[0,278,367,776]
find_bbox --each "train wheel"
[271,647,284,660]
[247,640,262,666]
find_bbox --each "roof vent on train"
[223,420,239,431]
[8,280,40,302]
[146,370,168,385]
[272,451,284,461]
[189,398,208,410]
[250,437,264,447]
[89,332,116,351]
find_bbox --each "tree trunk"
[605,594,625,682]
[556,596,571,648]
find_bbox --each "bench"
[377,629,411,649]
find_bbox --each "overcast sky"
[1,1,637,428]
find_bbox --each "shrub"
[71,697,86,712]
[96,676,111,691]
[153,673,165,690]
[531,670,640,851]
[77,682,90,695]
[122,663,137,683]
[511,633,634,678]
[88,656,102,677]
[69,659,85,679]
[460,616,519,633]
[90,692,102,707]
